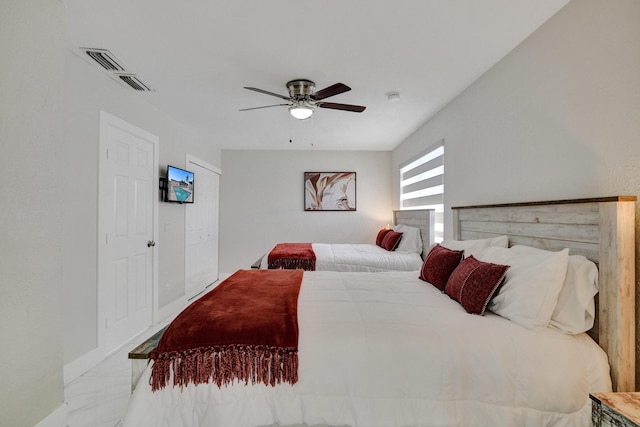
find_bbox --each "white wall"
[392,0,640,233]
[391,0,640,384]
[0,1,65,426]
[219,150,392,274]
[62,51,222,365]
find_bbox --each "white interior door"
[98,111,158,354]
[185,155,220,300]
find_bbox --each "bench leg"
[131,359,148,393]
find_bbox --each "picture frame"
[304,172,356,211]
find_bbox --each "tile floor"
[64,277,227,426]
[65,347,129,427]
[64,322,170,427]
[64,326,152,427]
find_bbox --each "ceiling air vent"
[80,48,125,72]
[78,47,154,92]
[116,74,152,92]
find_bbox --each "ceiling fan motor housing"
[241,80,365,114]
[287,79,315,99]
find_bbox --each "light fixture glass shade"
[289,105,314,120]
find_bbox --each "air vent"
[117,74,152,92]
[78,47,154,92]
[80,48,125,72]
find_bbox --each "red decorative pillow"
[445,255,509,315]
[376,228,391,247]
[381,231,403,251]
[419,244,463,290]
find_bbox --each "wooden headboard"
[393,209,435,259]
[452,196,636,392]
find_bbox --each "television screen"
[166,165,194,203]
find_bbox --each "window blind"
[400,141,444,242]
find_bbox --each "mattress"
[262,243,424,272]
[122,271,611,427]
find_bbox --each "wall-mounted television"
[165,165,194,203]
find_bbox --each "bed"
[257,209,435,272]
[122,196,636,427]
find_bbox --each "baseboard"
[217,273,231,282]
[65,300,187,385]
[34,402,68,427]
[65,285,228,387]
[155,295,187,323]
[63,346,105,385]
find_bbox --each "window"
[399,140,444,242]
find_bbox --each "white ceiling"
[63,0,569,151]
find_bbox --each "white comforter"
[262,243,424,272]
[122,271,611,427]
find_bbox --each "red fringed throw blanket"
[268,243,316,271]
[150,269,303,391]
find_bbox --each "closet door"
[185,156,220,300]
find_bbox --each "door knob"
[147,240,156,247]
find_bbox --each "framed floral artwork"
[304,172,356,211]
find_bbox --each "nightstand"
[591,392,640,426]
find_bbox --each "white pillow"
[509,245,598,334]
[478,246,570,330]
[391,224,422,255]
[441,235,508,258]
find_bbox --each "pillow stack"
[375,225,423,254]
[444,255,509,315]
[418,236,599,334]
[504,245,598,334]
[477,246,569,330]
[419,244,463,291]
[440,235,508,258]
[375,228,391,246]
[390,224,423,255]
[419,239,509,315]
[375,228,403,251]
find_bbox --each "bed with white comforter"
[260,222,427,272]
[309,242,423,272]
[122,270,610,427]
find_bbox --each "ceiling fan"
[240,79,366,120]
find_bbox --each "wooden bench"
[128,326,167,391]
[251,252,266,269]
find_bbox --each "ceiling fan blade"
[244,87,290,101]
[317,102,366,113]
[312,83,351,101]
[239,103,290,111]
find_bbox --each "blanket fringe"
[150,345,298,391]
[268,258,316,271]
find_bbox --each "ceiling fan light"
[289,105,314,120]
